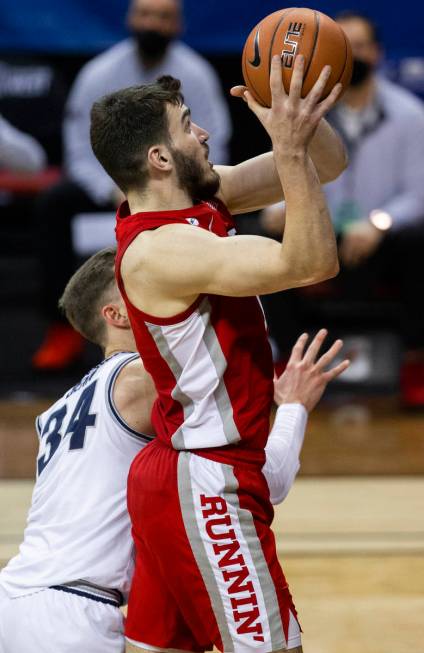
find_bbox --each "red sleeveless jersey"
[115,199,274,466]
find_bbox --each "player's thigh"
[128,447,302,652]
[0,588,124,652]
[177,453,301,651]
[187,454,303,652]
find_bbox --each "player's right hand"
[273,329,350,412]
[231,55,342,153]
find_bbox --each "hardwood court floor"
[0,396,423,477]
[1,477,423,653]
[276,478,424,653]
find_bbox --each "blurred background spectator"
[0,115,46,173]
[32,0,232,372]
[0,0,424,405]
[260,11,424,408]
[0,58,66,166]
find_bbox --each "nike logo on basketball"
[201,495,265,642]
[249,30,261,67]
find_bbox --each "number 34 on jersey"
[37,381,97,476]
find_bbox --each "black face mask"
[350,58,373,87]
[133,29,172,59]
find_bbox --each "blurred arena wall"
[1,0,424,60]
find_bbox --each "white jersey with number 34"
[0,353,152,600]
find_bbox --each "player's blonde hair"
[59,248,117,347]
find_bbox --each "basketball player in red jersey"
[90,56,346,653]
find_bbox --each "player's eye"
[185,120,191,132]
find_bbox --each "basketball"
[242,7,353,106]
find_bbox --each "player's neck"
[127,181,194,214]
[104,346,138,360]
[104,331,138,359]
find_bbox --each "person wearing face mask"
[32,0,231,372]
[326,11,424,407]
[259,11,424,408]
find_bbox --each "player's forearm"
[308,118,348,184]
[274,146,339,283]
[216,133,346,214]
[263,403,307,505]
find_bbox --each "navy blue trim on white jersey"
[50,582,123,607]
[35,415,42,440]
[106,353,155,444]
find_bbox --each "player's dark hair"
[59,248,117,348]
[90,76,183,194]
[335,11,381,45]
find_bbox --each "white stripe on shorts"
[177,452,287,653]
[287,610,302,650]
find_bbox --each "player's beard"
[171,146,221,201]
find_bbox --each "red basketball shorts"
[126,440,301,652]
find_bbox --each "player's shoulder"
[115,354,150,394]
[121,200,231,276]
[112,357,156,436]
[120,227,156,276]
[113,357,151,402]
[124,217,209,260]
[126,222,206,270]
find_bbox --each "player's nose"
[192,122,209,144]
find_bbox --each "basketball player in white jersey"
[0,249,348,653]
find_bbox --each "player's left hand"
[339,220,384,267]
[273,329,350,412]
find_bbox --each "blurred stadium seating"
[1,1,424,396]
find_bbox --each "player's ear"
[147,144,172,172]
[102,303,131,330]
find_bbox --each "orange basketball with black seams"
[242,7,353,107]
